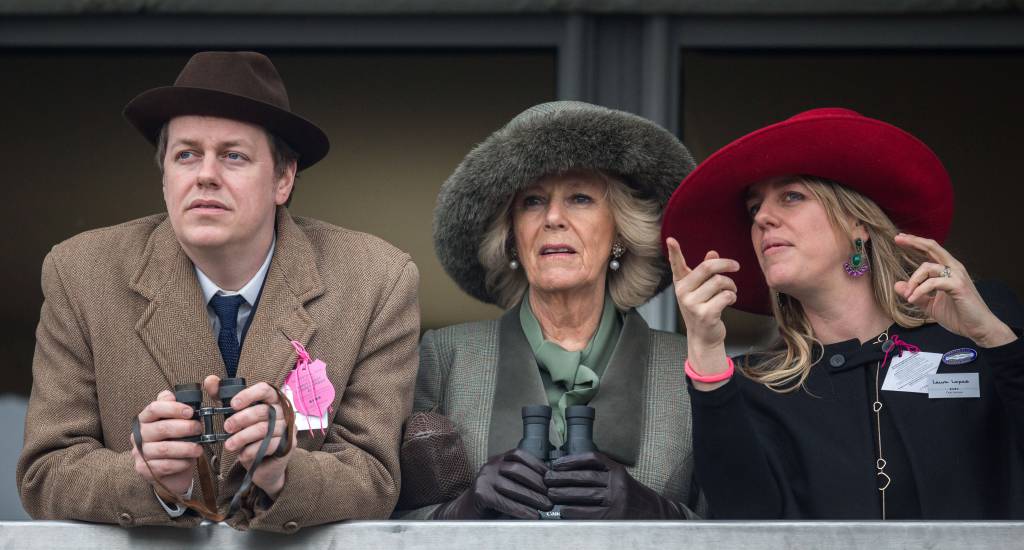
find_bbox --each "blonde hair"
[744,176,931,392]
[478,170,665,310]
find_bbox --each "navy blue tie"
[210,294,246,378]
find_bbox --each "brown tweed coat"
[17,207,419,532]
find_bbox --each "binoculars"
[518,404,596,462]
[173,377,248,444]
[517,404,597,520]
[131,376,292,522]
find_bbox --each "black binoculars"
[517,404,596,462]
[517,404,597,520]
[173,377,248,444]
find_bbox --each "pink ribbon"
[882,334,921,368]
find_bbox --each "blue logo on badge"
[942,348,978,365]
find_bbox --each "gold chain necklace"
[873,330,892,520]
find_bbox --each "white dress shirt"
[195,237,276,343]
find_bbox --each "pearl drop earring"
[609,242,625,271]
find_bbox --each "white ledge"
[2,520,1023,549]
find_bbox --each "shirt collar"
[195,236,276,306]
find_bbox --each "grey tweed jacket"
[403,306,703,518]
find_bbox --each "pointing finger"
[666,237,692,282]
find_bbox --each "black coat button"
[829,354,846,368]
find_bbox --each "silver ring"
[941,266,952,278]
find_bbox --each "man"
[16,51,420,532]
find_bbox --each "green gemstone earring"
[843,238,870,277]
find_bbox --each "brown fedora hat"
[123,51,329,170]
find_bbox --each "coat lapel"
[225,208,325,478]
[131,217,224,389]
[237,208,324,391]
[588,309,648,466]
[486,307,550,458]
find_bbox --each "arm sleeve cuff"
[686,374,741,408]
[981,327,1024,399]
[154,479,193,518]
[979,327,1024,367]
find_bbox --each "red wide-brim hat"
[661,108,954,315]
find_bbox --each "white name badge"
[928,373,981,399]
[881,351,943,394]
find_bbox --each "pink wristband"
[685,357,735,384]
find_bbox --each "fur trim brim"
[434,101,695,305]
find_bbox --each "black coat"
[690,283,1024,519]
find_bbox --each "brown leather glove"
[545,451,687,519]
[431,448,553,519]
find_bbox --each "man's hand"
[205,375,295,501]
[131,390,203,496]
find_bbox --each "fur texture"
[434,101,696,304]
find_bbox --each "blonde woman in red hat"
[661,108,1024,519]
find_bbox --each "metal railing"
[2,520,1022,549]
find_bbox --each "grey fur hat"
[434,100,696,305]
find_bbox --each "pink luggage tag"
[285,341,335,436]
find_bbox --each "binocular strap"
[131,386,297,522]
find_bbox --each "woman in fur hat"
[400,101,703,519]
[661,108,1024,519]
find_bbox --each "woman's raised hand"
[894,232,1016,348]
[666,237,739,387]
